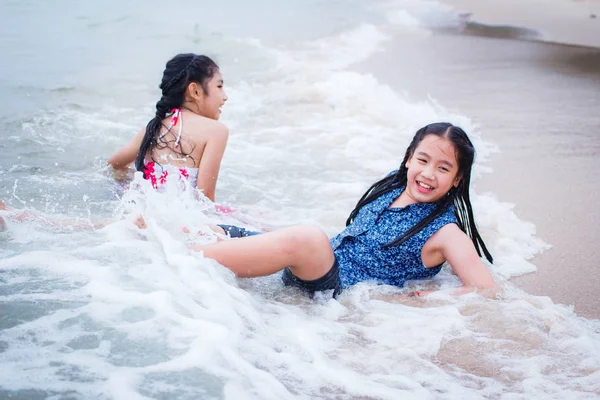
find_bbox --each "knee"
[283,225,330,256]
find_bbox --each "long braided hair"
[346,122,493,263]
[135,53,219,174]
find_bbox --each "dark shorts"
[282,258,341,298]
[218,224,262,238]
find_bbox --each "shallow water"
[1,0,599,398]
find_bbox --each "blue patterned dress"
[331,187,457,289]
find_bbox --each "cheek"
[444,175,458,188]
[406,167,418,180]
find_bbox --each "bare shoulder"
[426,223,466,249]
[208,120,229,140]
[187,115,229,140]
[422,223,469,266]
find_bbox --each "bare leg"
[135,214,224,239]
[0,200,108,229]
[191,225,335,280]
[0,200,36,223]
[0,201,8,231]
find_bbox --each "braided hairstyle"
[346,122,493,263]
[135,53,219,173]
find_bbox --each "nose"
[421,166,435,180]
[223,91,228,102]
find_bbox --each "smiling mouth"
[417,181,434,191]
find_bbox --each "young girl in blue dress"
[193,122,496,297]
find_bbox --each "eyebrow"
[415,151,455,168]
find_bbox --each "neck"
[392,188,441,209]
[180,101,203,116]
[394,190,416,208]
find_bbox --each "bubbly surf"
[1,1,599,399]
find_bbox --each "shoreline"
[438,0,600,49]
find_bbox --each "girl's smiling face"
[402,134,461,205]
[188,70,228,120]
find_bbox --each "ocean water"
[1,0,599,399]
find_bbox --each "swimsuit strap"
[158,108,182,144]
[174,109,183,148]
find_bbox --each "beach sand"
[353,9,600,318]
[439,0,600,48]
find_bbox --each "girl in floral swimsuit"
[1,54,230,230]
[193,123,496,298]
[108,53,229,202]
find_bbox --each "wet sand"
[353,28,600,318]
[439,0,600,48]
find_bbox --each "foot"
[0,200,11,211]
[184,225,225,241]
[133,215,147,229]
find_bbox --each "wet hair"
[135,53,219,173]
[346,122,493,263]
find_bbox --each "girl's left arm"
[425,223,496,294]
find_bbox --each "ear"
[186,82,204,101]
[405,156,412,169]
[453,174,462,188]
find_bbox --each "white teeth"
[418,181,433,189]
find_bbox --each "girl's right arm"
[107,128,145,170]
[196,124,229,202]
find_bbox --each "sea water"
[1,0,599,399]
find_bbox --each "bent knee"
[282,225,330,256]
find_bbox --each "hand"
[373,290,433,303]
[405,290,434,298]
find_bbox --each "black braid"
[160,55,197,93]
[161,68,187,94]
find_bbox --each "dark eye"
[417,158,427,164]
[439,166,449,172]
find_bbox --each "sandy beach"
[439,0,600,48]
[355,1,600,318]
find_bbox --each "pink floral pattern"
[143,161,189,189]
[143,162,158,188]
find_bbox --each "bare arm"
[196,125,229,202]
[418,223,496,296]
[107,128,145,170]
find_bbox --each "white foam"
[1,7,597,400]
[376,0,464,30]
